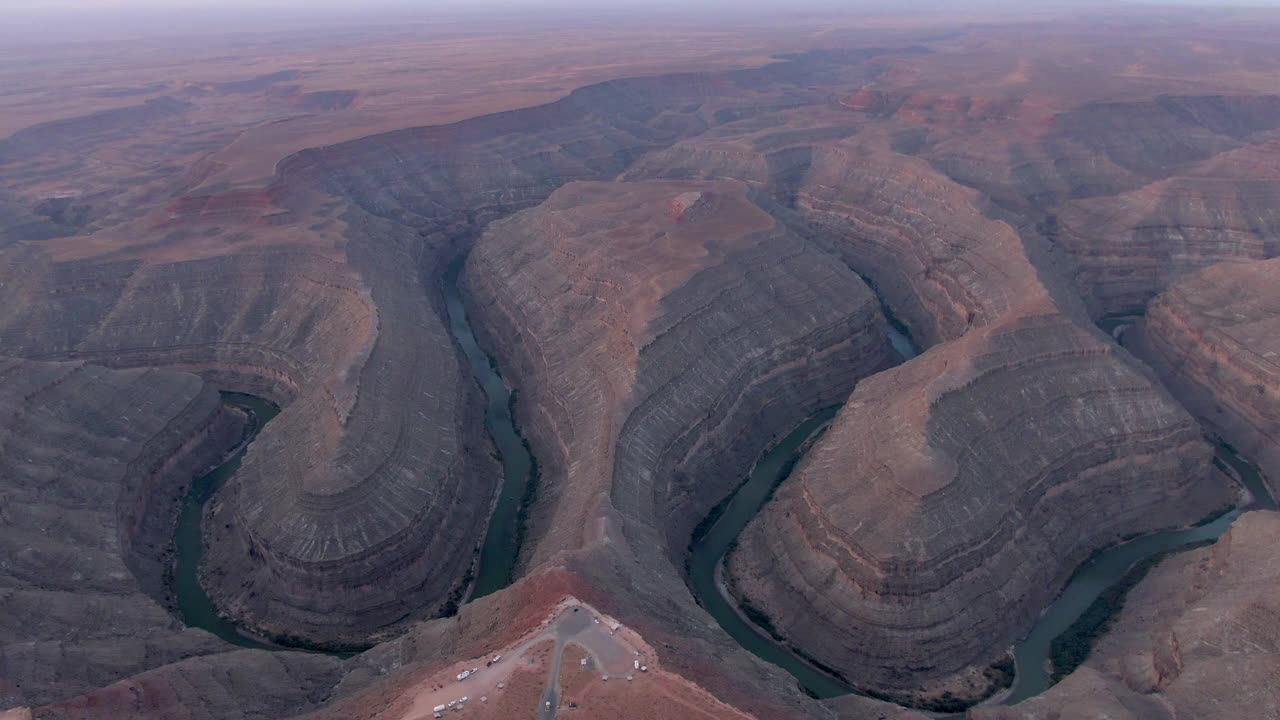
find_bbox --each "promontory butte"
[728,311,1224,707]
[1131,258,1280,497]
[3,3,1280,720]
[463,177,896,576]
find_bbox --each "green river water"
[172,283,1272,715]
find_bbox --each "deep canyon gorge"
[3,6,1280,720]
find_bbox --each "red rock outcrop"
[8,17,1280,718]
[626,121,1049,350]
[599,56,1280,707]
[788,141,1047,347]
[1131,258,1280,496]
[626,114,1228,705]
[0,44,891,653]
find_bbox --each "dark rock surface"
[0,241,498,645]
[31,649,344,720]
[972,510,1280,720]
[0,358,242,708]
[460,177,896,716]
[1053,141,1280,316]
[0,43,892,657]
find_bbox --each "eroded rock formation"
[1053,141,1280,316]
[627,107,1232,705]
[0,41,893,658]
[6,15,1280,719]
[1131,258,1280,496]
[0,244,494,645]
[31,650,345,720]
[463,178,896,570]
[626,120,1052,350]
[972,510,1280,720]
[727,312,1225,705]
[0,357,242,707]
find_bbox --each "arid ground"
[3,4,1280,720]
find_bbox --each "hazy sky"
[3,0,1276,42]
[9,0,1274,11]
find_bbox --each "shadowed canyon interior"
[2,7,1280,720]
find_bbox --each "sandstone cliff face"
[183,72,752,644]
[0,45,891,653]
[786,142,1047,348]
[195,239,497,645]
[727,312,1225,704]
[972,510,1280,720]
[0,250,374,405]
[7,24,1280,719]
[899,96,1280,319]
[1053,141,1280,316]
[0,358,242,708]
[614,75,1264,708]
[1132,258,1280,497]
[463,179,896,571]
[0,246,486,645]
[625,122,1050,350]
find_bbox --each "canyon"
[1,5,1280,720]
[727,311,1226,708]
[1132,258,1280,497]
[973,510,1280,720]
[0,358,243,707]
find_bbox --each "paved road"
[398,601,644,720]
[536,607,597,719]
[536,646,562,720]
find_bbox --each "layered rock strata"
[0,44,892,652]
[972,510,1280,720]
[624,84,1247,706]
[1053,141,1280,316]
[1132,258,1280,496]
[627,127,1050,350]
[785,142,1047,348]
[7,28,1280,718]
[0,357,242,707]
[727,312,1226,705]
[0,237,502,645]
[0,245,495,645]
[463,179,897,571]
[195,240,498,645]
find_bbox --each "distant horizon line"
[2,0,1278,46]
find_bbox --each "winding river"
[684,311,1277,711]
[999,315,1278,704]
[172,260,537,650]
[173,392,282,651]
[442,257,536,600]
[173,277,1272,712]
[687,407,850,698]
[685,320,920,700]
[1002,440,1276,704]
